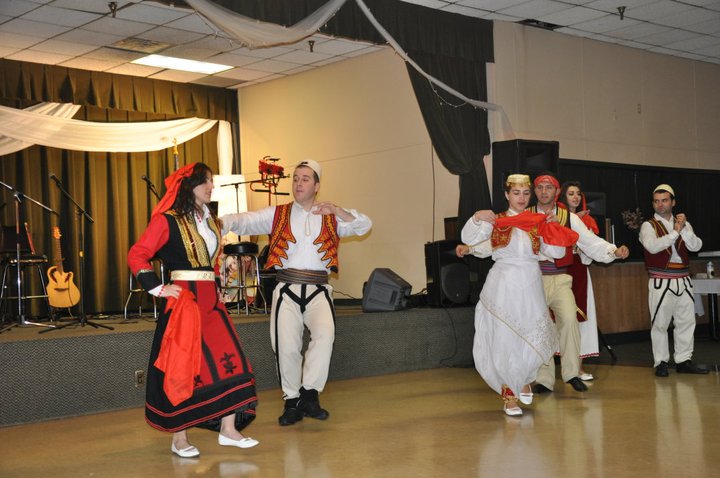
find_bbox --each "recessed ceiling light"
[131,54,233,74]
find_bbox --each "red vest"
[642,217,689,271]
[265,203,340,272]
[529,205,574,267]
[491,211,540,254]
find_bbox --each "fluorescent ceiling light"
[131,54,232,74]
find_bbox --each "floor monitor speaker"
[362,268,412,312]
[425,240,470,306]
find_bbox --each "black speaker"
[491,139,559,209]
[425,240,470,307]
[362,268,412,312]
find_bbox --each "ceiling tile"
[50,0,136,14]
[0,0,40,17]
[190,76,243,88]
[185,35,240,53]
[0,18,71,36]
[683,16,720,35]
[623,0,693,21]
[603,23,672,41]
[312,38,372,55]
[0,46,22,57]
[1,31,44,49]
[84,46,144,61]
[31,39,98,56]
[456,0,529,10]
[571,14,640,33]
[115,2,190,25]
[205,51,263,68]
[665,34,720,51]
[149,69,207,82]
[632,29,702,47]
[60,56,126,71]
[20,5,102,27]
[691,41,720,55]
[537,6,608,26]
[272,49,333,65]
[160,44,217,60]
[164,12,217,35]
[584,0,658,14]
[82,17,155,36]
[8,49,73,64]
[137,26,205,45]
[215,67,273,82]
[498,0,570,19]
[53,28,125,47]
[399,0,449,8]
[440,5,487,17]
[105,62,162,77]
[654,7,720,28]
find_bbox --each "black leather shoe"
[655,361,669,377]
[566,377,588,392]
[531,383,553,394]
[676,360,709,374]
[298,387,330,420]
[278,398,304,426]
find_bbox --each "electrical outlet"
[134,370,145,388]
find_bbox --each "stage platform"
[0,305,475,427]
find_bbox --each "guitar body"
[46,226,82,309]
[47,266,80,308]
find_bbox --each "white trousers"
[270,282,335,400]
[648,277,696,367]
[536,274,581,389]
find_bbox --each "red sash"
[495,211,578,247]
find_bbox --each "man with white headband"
[639,184,706,377]
[222,159,372,426]
[529,173,629,394]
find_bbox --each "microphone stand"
[0,180,58,334]
[221,176,290,210]
[142,176,161,200]
[42,178,113,332]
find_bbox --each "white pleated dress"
[461,213,564,397]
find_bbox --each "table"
[693,277,720,340]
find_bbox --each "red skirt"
[145,279,257,433]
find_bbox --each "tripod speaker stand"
[41,175,112,333]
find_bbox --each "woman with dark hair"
[559,180,601,381]
[128,163,258,458]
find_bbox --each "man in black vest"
[639,184,706,377]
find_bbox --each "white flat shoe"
[503,404,523,416]
[218,434,259,449]
[518,392,533,405]
[579,373,594,381]
[171,443,200,458]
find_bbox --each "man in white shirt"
[222,159,372,425]
[639,184,706,377]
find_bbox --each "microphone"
[141,175,151,183]
[49,173,62,186]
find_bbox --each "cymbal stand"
[0,180,58,333]
[41,177,113,333]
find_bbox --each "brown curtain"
[0,59,234,315]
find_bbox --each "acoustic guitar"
[47,226,80,308]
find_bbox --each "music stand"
[41,177,113,333]
[0,180,58,333]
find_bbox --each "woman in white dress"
[461,174,567,416]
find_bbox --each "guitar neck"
[52,230,65,273]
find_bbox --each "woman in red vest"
[560,181,601,381]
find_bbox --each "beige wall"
[492,21,720,169]
[237,48,459,297]
[237,22,720,298]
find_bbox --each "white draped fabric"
[182,0,515,139]
[184,0,348,48]
[0,104,219,153]
[0,102,81,156]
